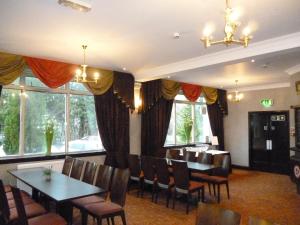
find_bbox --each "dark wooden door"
[249,111,289,174]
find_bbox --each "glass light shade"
[94,72,100,80]
[227,94,233,100]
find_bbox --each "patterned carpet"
[73,169,300,225]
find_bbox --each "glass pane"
[165,106,175,145]
[69,95,103,152]
[69,82,88,91]
[25,92,65,154]
[195,104,212,143]
[176,103,193,144]
[0,89,20,157]
[175,93,188,101]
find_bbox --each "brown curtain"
[0,85,2,96]
[207,89,228,150]
[94,87,130,168]
[141,80,174,157]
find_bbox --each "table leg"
[56,201,73,225]
[32,188,39,201]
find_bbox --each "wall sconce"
[134,82,142,113]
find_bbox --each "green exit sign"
[260,99,273,108]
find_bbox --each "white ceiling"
[0,0,300,88]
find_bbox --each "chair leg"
[186,194,190,214]
[213,184,216,196]
[172,191,177,209]
[81,211,88,225]
[120,211,127,225]
[106,217,110,225]
[96,217,102,225]
[201,186,205,203]
[111,217,115,225]
[208,183,211,195]
[197,189,200,201]
[226,182,230,199]
[166,189,171,208]
[141,181,144,198]
[155,188,159,203]
[217,184,221,203]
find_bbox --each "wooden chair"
[128,154,144,195]
[183,150,197,162]
[166,149,181,160]
[153,157,174,207]
[197,152,213,164]
[11,187,66,225]
[171,160,205,214]
[61,156,74,176]
[70,158,84,180]
[71,165,114,215]
[82,168,130,225]
[196,203,241,225]
[81,161,98,185]
[141,156,157,201]
[248,216,280,225]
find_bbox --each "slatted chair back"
[70,158,85,180]
[166,149,181,160]
[171,160,190,191]
[183,150,197,162]
[11,187,28,225]
[128,154,141,178]
[62,156,74,176]
[141,156,156,183]
[0,180,10,224]
[197,152,212,164]
[95,164,114,192]
[154,158,171,186]
[110,168,130,207]
[82,161,98,185]
[213,155,230,177]
[196,203,241,225]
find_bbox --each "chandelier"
[227,80,244,102]
[74,45,100,83]
[201,0,252,48]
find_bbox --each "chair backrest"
[95,164,114,192]
[197,152,212,164]
[70,158,85,180]
[154,158,170,186]
[183,150,197,162]
[11,187,28,225]
[171,160,190,191]
[62,156,74,176]
[166,149,181,160]
[110,168,130,207]
[82,161,98,184]
[196,203,241,225]
[141,156,156,182]
[213,155,230,177]
[128,154,141,178]
[0,180,10,223]
[248,216,279,225]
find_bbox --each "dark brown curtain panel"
[0,85,2,96]
[94,87,130,168]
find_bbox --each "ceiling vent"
[58,0,91,12]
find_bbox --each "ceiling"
[0,0,300,89]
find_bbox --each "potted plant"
[43,166,52,181]
[45,120,55,156]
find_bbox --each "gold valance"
[0,52,25,85]
[161,79,181,100]
[84,68,114,95]
[202,87,218,105]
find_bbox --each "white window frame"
[1,75,103,158]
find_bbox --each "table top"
[8,168,105,202]
[166,159,216,172]
[205,150,230,155]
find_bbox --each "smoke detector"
[58,0,92,12]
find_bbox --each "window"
[165,93,212,146]
[0,67,103,158]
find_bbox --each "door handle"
[266,140,269,150]
[269,140,272,150]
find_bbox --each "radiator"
[16,160,64,194]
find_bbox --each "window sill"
[0,151,106,164]
[163,143,211,148]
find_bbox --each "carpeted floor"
[73,169,300,225]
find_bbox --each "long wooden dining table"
[166,158,217,173]
[8,167,106,225]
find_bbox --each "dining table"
[8,167,106,225]
[166,158,217,173]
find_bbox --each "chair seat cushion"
[28,213,66,225]
[191,172,210,181]
[4,185,12,192]
[72,195,105,208]
[10,202,46,221]
[189,181,204,192]
[8,195,34,208]
[6,190,29,200]
[85,202,123,217]
[205,175,228,183]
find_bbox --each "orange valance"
[181,83,202,102]
[25,57,77,88]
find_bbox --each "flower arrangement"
[45,120,55,156]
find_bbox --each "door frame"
[248,110,290,173]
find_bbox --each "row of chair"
[61,157,130,225]
[0,180,66,225]
[166,148,213,163]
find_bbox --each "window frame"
[0,75,104,159]
[166,95,211,146]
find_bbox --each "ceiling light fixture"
[58,0,91,12]
[227,80,244,102]
[201,0,252,48]
[74,45,100,83]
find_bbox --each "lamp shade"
[211,136,219,146]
